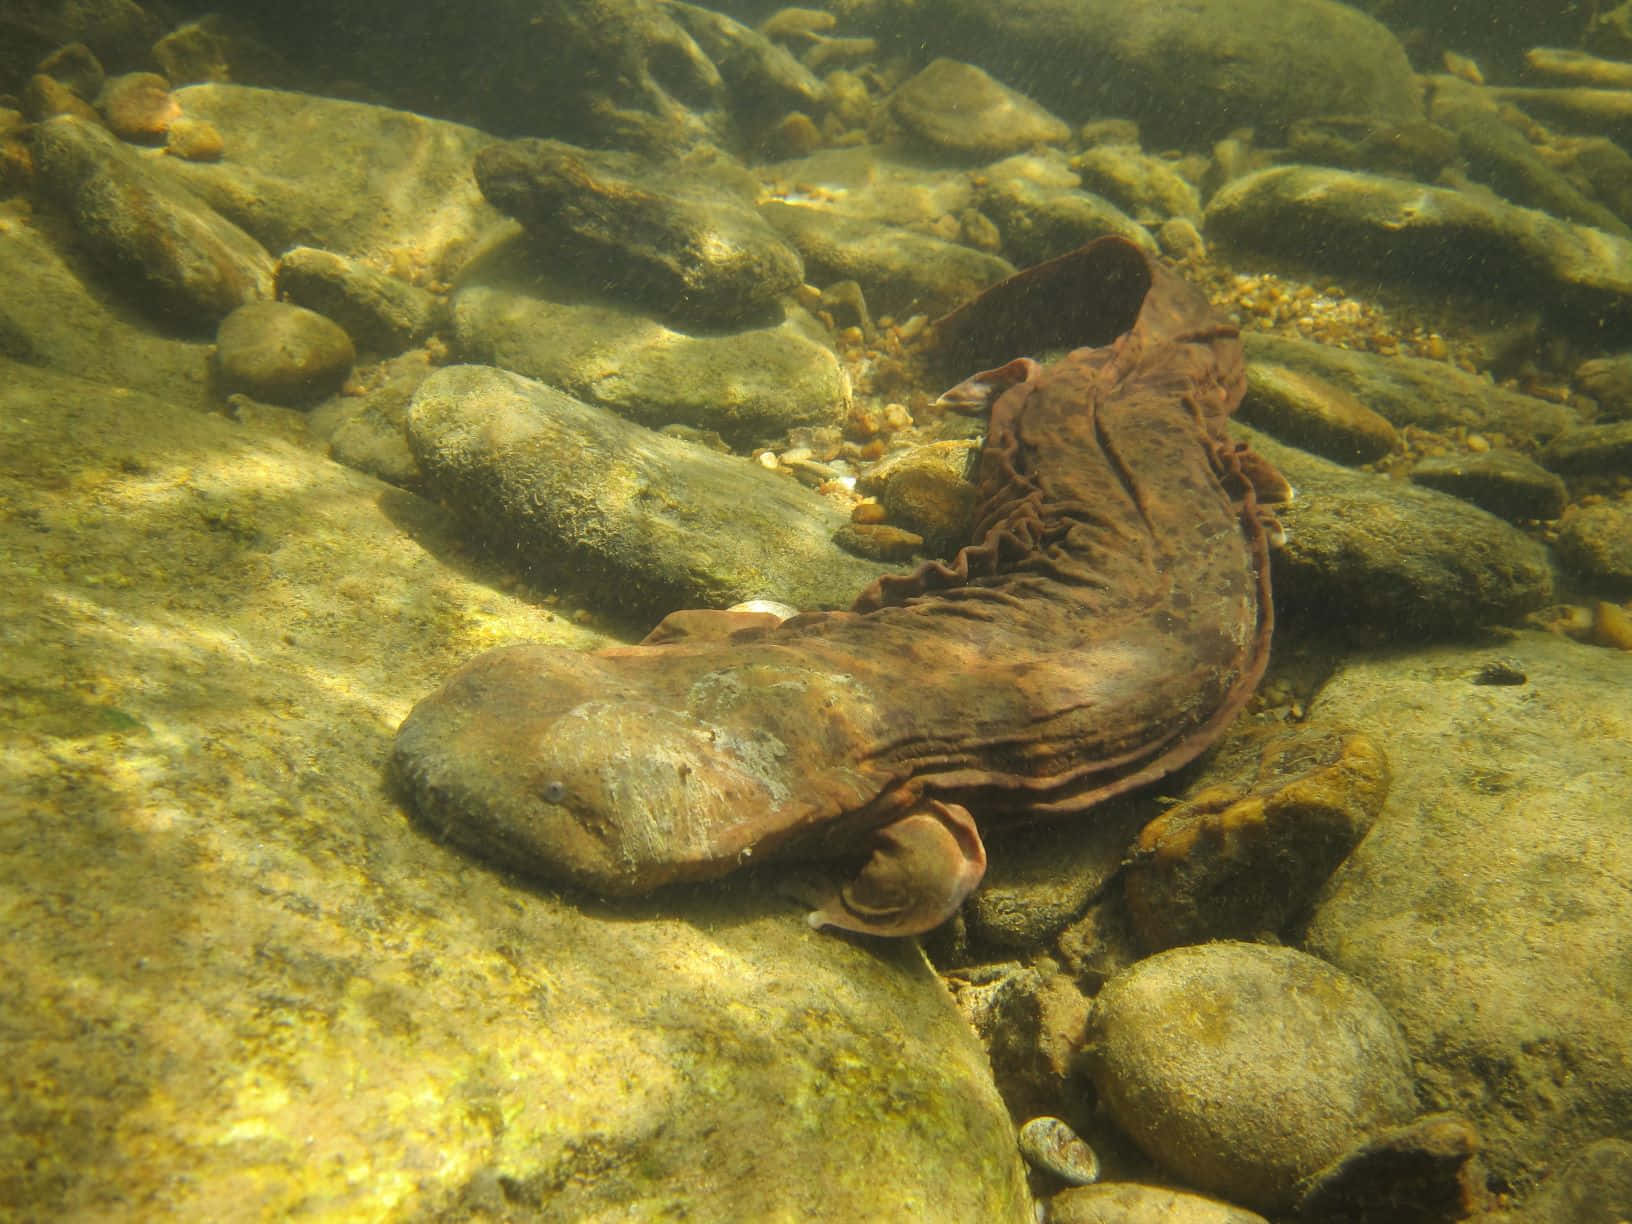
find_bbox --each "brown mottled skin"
[392,237,1288,936]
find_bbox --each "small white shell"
[726,599,799,622]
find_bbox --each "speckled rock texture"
[0,355,1031,1222]
[406,363,891,615]
[1554,502,1632,594]
[274,245,441,356]
[1304,633,1632,1194]
[1083,942,1418,1213]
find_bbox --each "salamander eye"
[541,780,567,804]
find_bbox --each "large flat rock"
[0,358,1028,1220]
[1305,633,1632,1192]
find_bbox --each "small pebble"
[1017,1116,1099,1186]
[851,501,886,524]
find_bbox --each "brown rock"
[214,301,355,406]
[833,520,923,561]
[29,115,274,325]
[1049,1182,1269,1224]
[1294,1113,1491,1222]
[1555,502,1632,595]
[1124,728,1390,951]
[101,71,181,142]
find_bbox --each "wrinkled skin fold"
[391,236,1287,937]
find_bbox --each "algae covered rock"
[406,363,890,615]
[1083,942,1418,1213]
[30,113,273,325]
[0,355,1030,1222]
[214,299,355,406]
[1305,633,1632,1192]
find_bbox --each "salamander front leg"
[934,358,1042,414]
[806,801,987,938]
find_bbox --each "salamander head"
[391,644,777,894]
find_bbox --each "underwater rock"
[154,84,505,284]
[0,355,1031,1222]
[405,363,890,615]
[21,72,99,123]
[1047,1182,1269,1224]
[665,0,825,115]
[1083,942,1418,1213]
[885,58,1069,162]
[1123,727,1390,951]
[1240,363,1398,465]
[275,246,439,356]
[831,520,922,562]
[854,0,1419,144]
[1428,74,1631,237]
[964,806,1144,951]
[763,198,1014,318]
[951,967,1091,1123]
[760,145,1031,311]
[1503,1138,1632,1224]
[34,41,104,103]
[1554,503,1632,594]
[1067,146,1203,225]
[1293,1113,1490,1222]
[1540,418,1632,475]
[1286,115,1459,181]
[213,300,355,407]
[1490,85,1632,145]
[163,115,223,161]
[29,113,273,326]
[474,137,802,328]
[319,360,428,489]
[972,151,1157,268]
[1018,1115,1099,1186]
[450,260,847,447]
[0,1,161,82]
[853,439,979,555]
[0,209,211,404]
[99,70,180,142]
[1241,333,1572,444]
[1408,449,1569,522]
[1575,351,1632,421]
[1208,165,1632,330]
[1304,632,1632,1192]
[1241,425,1556,633]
